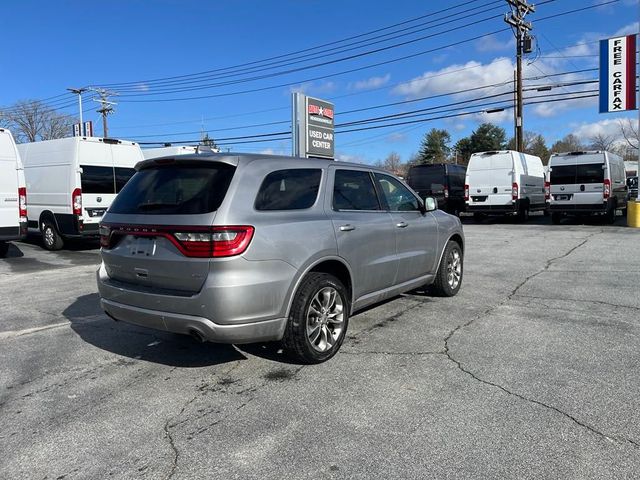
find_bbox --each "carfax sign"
[292,92,335,159]
[599,34,637,113]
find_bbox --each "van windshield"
[109,163,235,215]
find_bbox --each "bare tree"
[619,118,639,150]
[588,132,616,151]
[3,100,74,143]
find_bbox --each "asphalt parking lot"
[1,216,639,479]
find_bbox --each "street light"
[67,87,87,134]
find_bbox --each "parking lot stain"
[264,368,297,381]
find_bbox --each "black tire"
[41,220,64,251]
[0,242,9,258]
[431,241,463,297]
[282,273,350,364]
[605,203,616,224]
[517,203,530,223]
[551,212,562,225]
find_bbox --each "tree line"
[376,120,639,176]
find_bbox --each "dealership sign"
[599,34,637,113]
[292,93,335,159]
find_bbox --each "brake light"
[444,186,449,199]
[544,181,550,200]
[464,184,469,201]
[72,188,82,215]
[18,187,27,219]
[99,224,254,258]
[512,182,519,201]
[603,178,611,199]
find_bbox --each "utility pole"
[505,0,535,152]
[89,88,118,138]
[67,87,87,133]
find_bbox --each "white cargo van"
[465,150,546,221]
[141,144,219,160]
[18,137,144,250]
[0,128,27,257]
[548,151,627,224]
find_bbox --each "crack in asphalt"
[443,230,640,450]
[340,350,445,356]
[514,294,640,312]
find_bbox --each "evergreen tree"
[418,128,451,164]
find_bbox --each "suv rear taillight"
[444,186,449,199]
[18,187,27,219]
[544,181,550,200]
[464,184,469,201]
[72,188,82,215]
[603,178,611,199]
[100,224,254,258]
[512,182,519,201]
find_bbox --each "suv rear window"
[109,163,235,215]
[255,169,321,210]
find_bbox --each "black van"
[406,163,466,215]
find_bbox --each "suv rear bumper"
[101,298,287,344]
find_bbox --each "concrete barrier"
[628,201,640,228]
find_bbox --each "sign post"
[292,92,335,159]
[599,34,638,198]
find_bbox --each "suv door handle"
[396,221,409,228]
[339,224,355,232]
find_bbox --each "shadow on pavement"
[0,242,24,259]
[64,293,246,367]
[21,233,101,252]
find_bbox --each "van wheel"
[551,213,562,225]
[0,242,9,258]
[41,221,64,251]
[282,273,349,364]
[605,204,616,224]
[517,205,530,222]
[431,241,463,297]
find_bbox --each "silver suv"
[97,154,464,363]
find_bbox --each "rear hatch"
[467,153,514,206]
[100,160,236,294]
[550,153,605,207]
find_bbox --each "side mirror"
[424,197,438,212]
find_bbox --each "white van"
[141,144,219,160]
[548,151,628,224]
[18,137,144,250]
[0,128,27,257]
[465,150,546,221]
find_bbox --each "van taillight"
[544,181,550,200]
[603,178,611,199]
[72,188,82,215]
[444,186,449,199]
[18,187,27,219]
[464,184,469,201]
[512,182,519,201]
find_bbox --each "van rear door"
[550,154,604,207]
[78,140,115,227]
[467,152,513,207]
[0,131,20,232]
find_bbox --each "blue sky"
[1,0,638,163]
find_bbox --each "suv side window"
[374,173,420,211]
[255,169,322,211]
[333,170,381,211]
